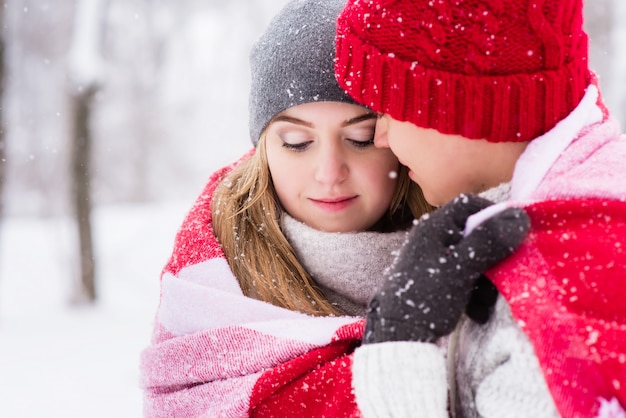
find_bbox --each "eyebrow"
[271,115,313,128]
[271,112,377,128]
[342,112,378,126]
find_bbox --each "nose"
[374,115,390,148]
[314,143,348,185]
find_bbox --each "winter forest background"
[0,0,625,416]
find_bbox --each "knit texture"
[141,153,364,417]
[493,198,626,417]
[140,151,451,417]
[455,298,559,418]
[364,195,530,344]
[353,342,448,418]
[281,213,408,316]
[335,0,591,142]
[248,0,357,146]
[454,89,626,417]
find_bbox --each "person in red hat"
[336,0,626,417]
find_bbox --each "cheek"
[397,143,415,162]
[388,130,434,176]
[415,157,464,206]
[269,168,303,216]
[266,151,299,204]
[386,122,428,163]
[355,155,398,196]
[361,149,398,176]
[269,166,291,197]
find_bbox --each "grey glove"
[364,194,530,343]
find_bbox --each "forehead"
[277,101,373,123]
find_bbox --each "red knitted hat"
[335,0,592,143]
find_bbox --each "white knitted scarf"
[281,214,410,316]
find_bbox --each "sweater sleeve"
[352,341,449,418]
[454,297,559,418]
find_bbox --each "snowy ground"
[0,201,189,417]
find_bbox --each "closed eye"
[348,137,375,148]
[282,141,312,152]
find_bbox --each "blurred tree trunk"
[69,85,97,302]
[67,0,105,303]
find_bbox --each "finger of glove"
[455,206,530,273]
[364,297,435,343]
[410,194,495,248]
[363,301,379,344]
[447,194,495,217]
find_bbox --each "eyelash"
[350,137,375,148]
[281,141,311,152]
[281,137,375,152]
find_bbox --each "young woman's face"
[264,101,399,232]
[374,114,491,207]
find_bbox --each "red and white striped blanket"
[140,155,357,416]
[139,154,449,417]
[140,85,626,417]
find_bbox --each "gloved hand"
[364,194,530,344]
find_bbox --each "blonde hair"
[212,136,433,316]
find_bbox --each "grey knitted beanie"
[248,0,357,146]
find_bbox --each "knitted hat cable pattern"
[335,0,591,143]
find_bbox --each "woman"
[140,0,440,416]
[212,100,425,317]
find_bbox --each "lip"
[309,196,358,212]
